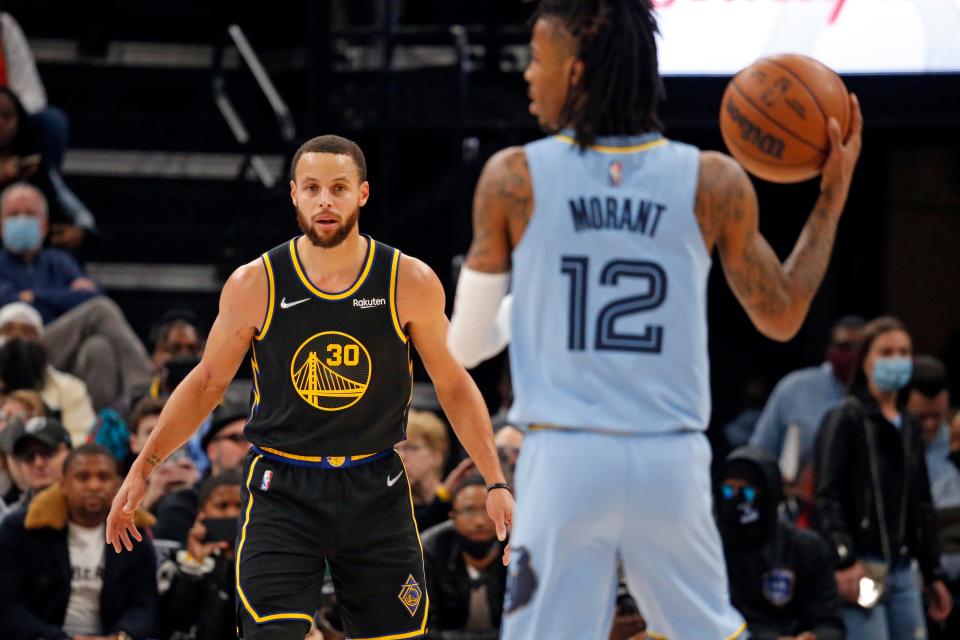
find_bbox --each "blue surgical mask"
[871,356,912,392]
[2,215,42,253]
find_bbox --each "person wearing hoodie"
[718,446,845,640]
[0,443,157,640]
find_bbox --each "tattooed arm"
[448,147,532,365]
[463,146,534,273]
[704,94,862,342]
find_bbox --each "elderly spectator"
[422,476,507,633]
[0,301,95,441]
[815,316,952,639]
[0,88,91,245]
[0,443,157,639]
[0,183,154,408]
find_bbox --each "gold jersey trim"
[389,249,408,343]
[289,236,376,300]
[254,253,276,341]
[554,133,668,154]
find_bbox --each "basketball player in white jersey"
[448,1,862,638]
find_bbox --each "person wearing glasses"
[749,316,866,523]
[0,415,70,520]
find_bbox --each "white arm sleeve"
[447,267,511,368]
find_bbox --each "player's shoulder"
[397,254,442,296]
[698,150,749,187]
[778,364,831,389]
[222,257,268,301]
[480,145,530,185]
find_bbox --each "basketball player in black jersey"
[106,135,514,640]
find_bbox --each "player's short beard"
[297,204,360,248]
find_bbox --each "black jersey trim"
[389,249,408,343]
[289,235,376,300]
[254,253,276,342]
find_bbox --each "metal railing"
[212,24,297,189]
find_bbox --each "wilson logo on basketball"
[724,100,785,160]
[289,331,372,412]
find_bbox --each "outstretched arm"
[705,94,862,342]
[107,260,267,552]
[400,255,514,545]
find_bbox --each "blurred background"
[5,0,958,439]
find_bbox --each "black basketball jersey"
[244,235,412,460]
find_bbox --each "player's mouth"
[313,215,340,228]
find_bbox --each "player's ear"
[569,58,584,89]
[290,179,298,207]
[359,181,370,207]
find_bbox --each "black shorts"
[236,449,428,639]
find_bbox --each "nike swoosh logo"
[387,471,404,487]
[280,297,309,309]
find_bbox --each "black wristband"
[486,482,512,494]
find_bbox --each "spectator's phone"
[203,517,238,544]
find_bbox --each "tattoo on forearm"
[146,454,161,467]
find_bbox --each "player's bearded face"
[297,202,360,249]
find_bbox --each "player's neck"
[296,232,368,291]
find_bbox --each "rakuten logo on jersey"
[353,298,387,309]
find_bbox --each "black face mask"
[163,355,202,391]
[0,337,48,391]
[717,482,766,548]
[455,531,499,560]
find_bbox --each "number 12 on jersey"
[560,256,667,353]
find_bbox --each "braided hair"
[535,0,665,147]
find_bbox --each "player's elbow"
[757,315,802,342]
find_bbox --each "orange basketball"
[719,54,851,183]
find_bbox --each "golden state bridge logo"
[290,331,371,411]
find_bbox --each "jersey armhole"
[254,253,276,341]
[389,249,408,343]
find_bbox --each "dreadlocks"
[536,0,665,147]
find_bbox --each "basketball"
[719,54,851,183]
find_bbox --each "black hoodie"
[719,447,845,640]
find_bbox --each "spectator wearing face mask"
[0,301,95,442]
[815,316,952,639]
[157,469,242,640]
[421,475,507,633]
[0,183,153,409]
[718,446,844,640]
